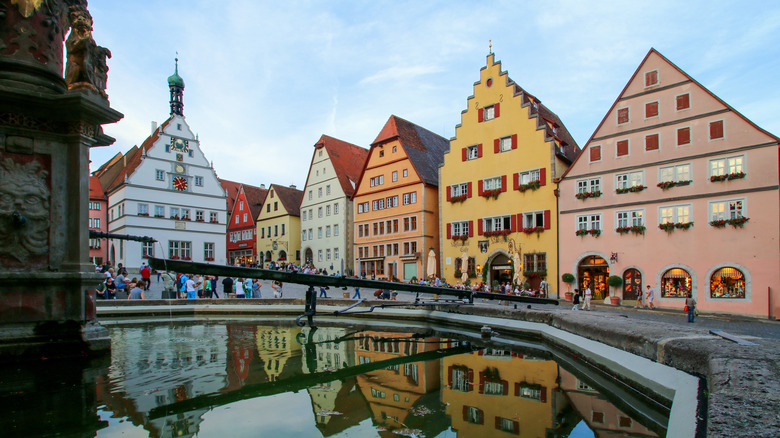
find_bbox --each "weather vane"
[489,40,492,53]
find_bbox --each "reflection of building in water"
[98,325,229,437]
[558,369,657,437]
[223,324,266,391]
[301,327,369,436]
[255,325,302,382]
[354,331,444,436]
[442,349,565,437]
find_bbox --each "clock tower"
[168,58,185,116]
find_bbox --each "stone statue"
[512,252,523,286]
[0,155,51,262]
[64,4,110,97]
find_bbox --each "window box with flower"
[481,189,501,199]
[659,222,694,232]
[522,226,545,235]
[711,217,749,228]
[138,212,149,217]
[196,218,205,222]
[710,172,746,182]
[181,256,191,261]
[170,255,180,260]
[576,229,601,237]
[449,194,467,203]
[523,270,547,279]
[154,214,164,218]
[616,185,646,194]
[204,257,214,261]
[657,180,692,190]
[209,219,219,224]
[575,190,602,200]
[616,225,646,235]
[517,180,541,192]
[170,215,181,220]
[452,234,468,242]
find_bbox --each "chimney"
[151,121,157,134]
[259,184,266,189]
[289,184,296,189]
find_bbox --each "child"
[572,289,581,310]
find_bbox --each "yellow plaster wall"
[256,190,301,263]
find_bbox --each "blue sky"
[88,0,780,189]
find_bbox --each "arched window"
[265,251,272,262]
[710,267,746,298]
[661,268,691,298]
[278,250,287,261]
[622,269,642,301]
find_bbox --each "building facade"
[440,53,579,292]
[224,181,267,266]
[88,176,107,266]
[94,62,227,270]
[558,49,779,317]
[256,184,303,266]
[352,116,448,281]
[300,135,368,274]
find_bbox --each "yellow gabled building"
[441,52,579,294]
[256,184,304,266]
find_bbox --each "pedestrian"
[185,275,199,299]
[221,276,233,299]
[540,279,548,298]
[685,292,697,323]
[140,263,151,291]
[582,284,592,310]
[634,288,644,308]
[211,276,219,298]
[156,269,161,283]
[572,289,581,310]
[178,273,189,299]
[204,275,212,298]
[162,271,175,298]
[352,284,361,299]
[252,279,261,298]
[271,281,283,298]
[236,278,245,298]
[129,280,144,299]
[646,285,655,309]
[319,285,329,298]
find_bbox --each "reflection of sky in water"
[570,420,596,437]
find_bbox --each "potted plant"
[562,273,575,301]
[607,275,623,305]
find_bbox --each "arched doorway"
[623,268,642,301]
[304,248,313,264]
[578,256,609,300]
[487,253,513,287]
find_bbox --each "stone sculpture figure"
[64,4,110,97]
[0,156,51,262]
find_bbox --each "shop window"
[711,267,746,299]
[661,268,692,298]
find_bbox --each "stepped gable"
[372,115,449,186]
[316,135,368,198]
[271,184,303,217]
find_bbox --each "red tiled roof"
[219,179,243,214]
[243,184,269,219]
[314,135,368,198]
[270,184,303,217]
[88,176,105,200]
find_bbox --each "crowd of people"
[94,261,152,300]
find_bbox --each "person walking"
[352,284,361,299]
[140,263,151,291]
[685,292,697,323]
[204,275,212,298]
[571,289,581,310]
[645,285,655,309]
[319,285,329,298]
[252,279,262,298]
[221,276,234,299]
[235,278,245,298]
[271,281,283,298]
[185,275,199,299]
[634,288,644,308]
[582,284,592,311]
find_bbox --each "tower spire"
[167,56,185,116]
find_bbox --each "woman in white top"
[235,277,245,298]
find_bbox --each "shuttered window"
[645,133,659,151]
[617,107,629,125]
[677,127,691,146]
[710,120,724,140]
[616,140,629,157]
[676,93,690,111]
[590,145,601,162]
[645,101,659,118]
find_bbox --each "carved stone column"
[0,0,122,360]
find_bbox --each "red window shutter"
[678,127,691,145]
[617,108,629,124]
[478,220,483,236]
[616,140,629,157]
[494,102,500,118]
[590,145,601,162]
[645,134,659,151]
[511,134,518,149]
[446,223,451,239]
[478,409,484,425]
[539,168,546,186]
[462,405,468,421]
[462,148,467,161]
[514,382,520,397]
[478,108,484,122]
[513,420,520,434]
[645,70,658,86]
[479,372,485,394]
[544,210,551,230]
[676,93,690,110]
[467,181,472,198]
[478,180,483,196]
[513,173,519,190]
[501,175,507,192]
[446,185,451,201]
[510,214,516,232]
[517,213,523,230]
[468,220,474,237]
[645,101,659,118]
[477,144,483,158]
[502,380,508,395]
[494,138,500,153]
[468,368,474,385]
[540,386,547,403]
[710,120,724,139]
[448,366,453,388]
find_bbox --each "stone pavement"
[139,274,780,340]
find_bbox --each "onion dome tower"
[168,57,185,116]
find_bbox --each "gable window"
[710,154,744,177]
[379,150,384,157]
[483,104,496,121]
[617,209,644,228]
[194,176,203,187]
[616,139,629,157]
[616,171,643,190]
[645,101,659,119]
[645,133,659,151]
[617,107,629,125]
[155,170,165,181]
[403,169,408,177]
[274,202,278,211]
[589,145,601,162]
[467,145,480,160]
[308,191,312,200]
[576,177,601,194]
[676,93,690,111]
[709,120,724,140]
[659,163,691,183]
[645,70,658,87]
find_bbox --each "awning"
[713,267,744,278]
[360,257,385,262]
[663,268,690,279]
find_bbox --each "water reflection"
[0,322,664,437]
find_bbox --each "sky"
[88,0,780,190]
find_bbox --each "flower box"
[451,234,468,241]
[711,217,750,228]
[154,214,164,218]
[196,218,205,222]
[517,180,541,192]
[709,219,727,228]
[181,217,191,221]
[204,257,214,261]
[449,194,467,203]
[575,190,602,200]
[576,228,600,237]
[616,185,646,194]
[522,226,545,235]
[481,189,501,199]
[170,256,180,260]
[181,256,191,261]
[616,225,646,235]
[711,172,746,182]
[657,180,692,190]
[659,222,694,232]
[524,270,547,279]
[138,212,149,216]
[170,215,181,220]
[209,220,219,224]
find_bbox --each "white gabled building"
[94,60,227,270]
[299,135,368,274]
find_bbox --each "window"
[659,163,691,183]
[181,209,190,220]
[645,101,659,118]
[677,127,691,145]
[589,145,601,162]
[523,211,545,229]
[709,120,724,140]
[334,203,339,215]
[710,155,743,177]
[676,93,690,111]
[499,136,512,152]
[137,203,149,215]
[483,176,502,191]
[243,213,247,222]
[710,198,745,221]
[358,202,368,213]
[170,207,179,219]
[308,229,312,240]
[379,150,384,157]
[318,227,323,239]
[196,210,204,221]
[518,169,541,185]
[308,190,312,200]
[452,221,469,236]
[403,169,408,177]
[645,133,659,151]
[194,176,203,186]
[482,215,511,233]
[659,204,691,224]
[325,225,331,237]
[662,268,692,298]
[392,171,398,182]
[576,214,602,231]
[617,209,644,228]
[204,242,214,260]
[483,104,495,121]
[301,230,306,241]
[645,70,658,87]
[497,417,519,434]
[524,253,547,273]
[89,201,100,210]
[326,185,331,195]
[711,267,746,299]
[155,170,165,181]
[334,248,339,260]
[209,211,218,223]
[274,225,278,236]
[467,145,480,160]
[168,241,191,260]
[318,187,322,198]
[369,175,384,187]
[451,182,468,198]
[403,192,417,205]
[155,205,165,217]
[402,241,417,255]
[576,177,601,194]
[318,250,323,262]
[616,171,643,190]
[88,217,101,228]
[616,139,629,157]
[392,146,397,153]
[281,224,285,236]
[617,107,629,125]
[592,411,605,424]
[326,249,331,260]
[326,205,331,216]
[137,241,153,257]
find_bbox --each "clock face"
[175,164,185,174]
[172,176,188,191]
[170,138,189,152]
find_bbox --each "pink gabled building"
[88,176,108,266]
[558,49,779,317]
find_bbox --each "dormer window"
[645,70,658,87]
